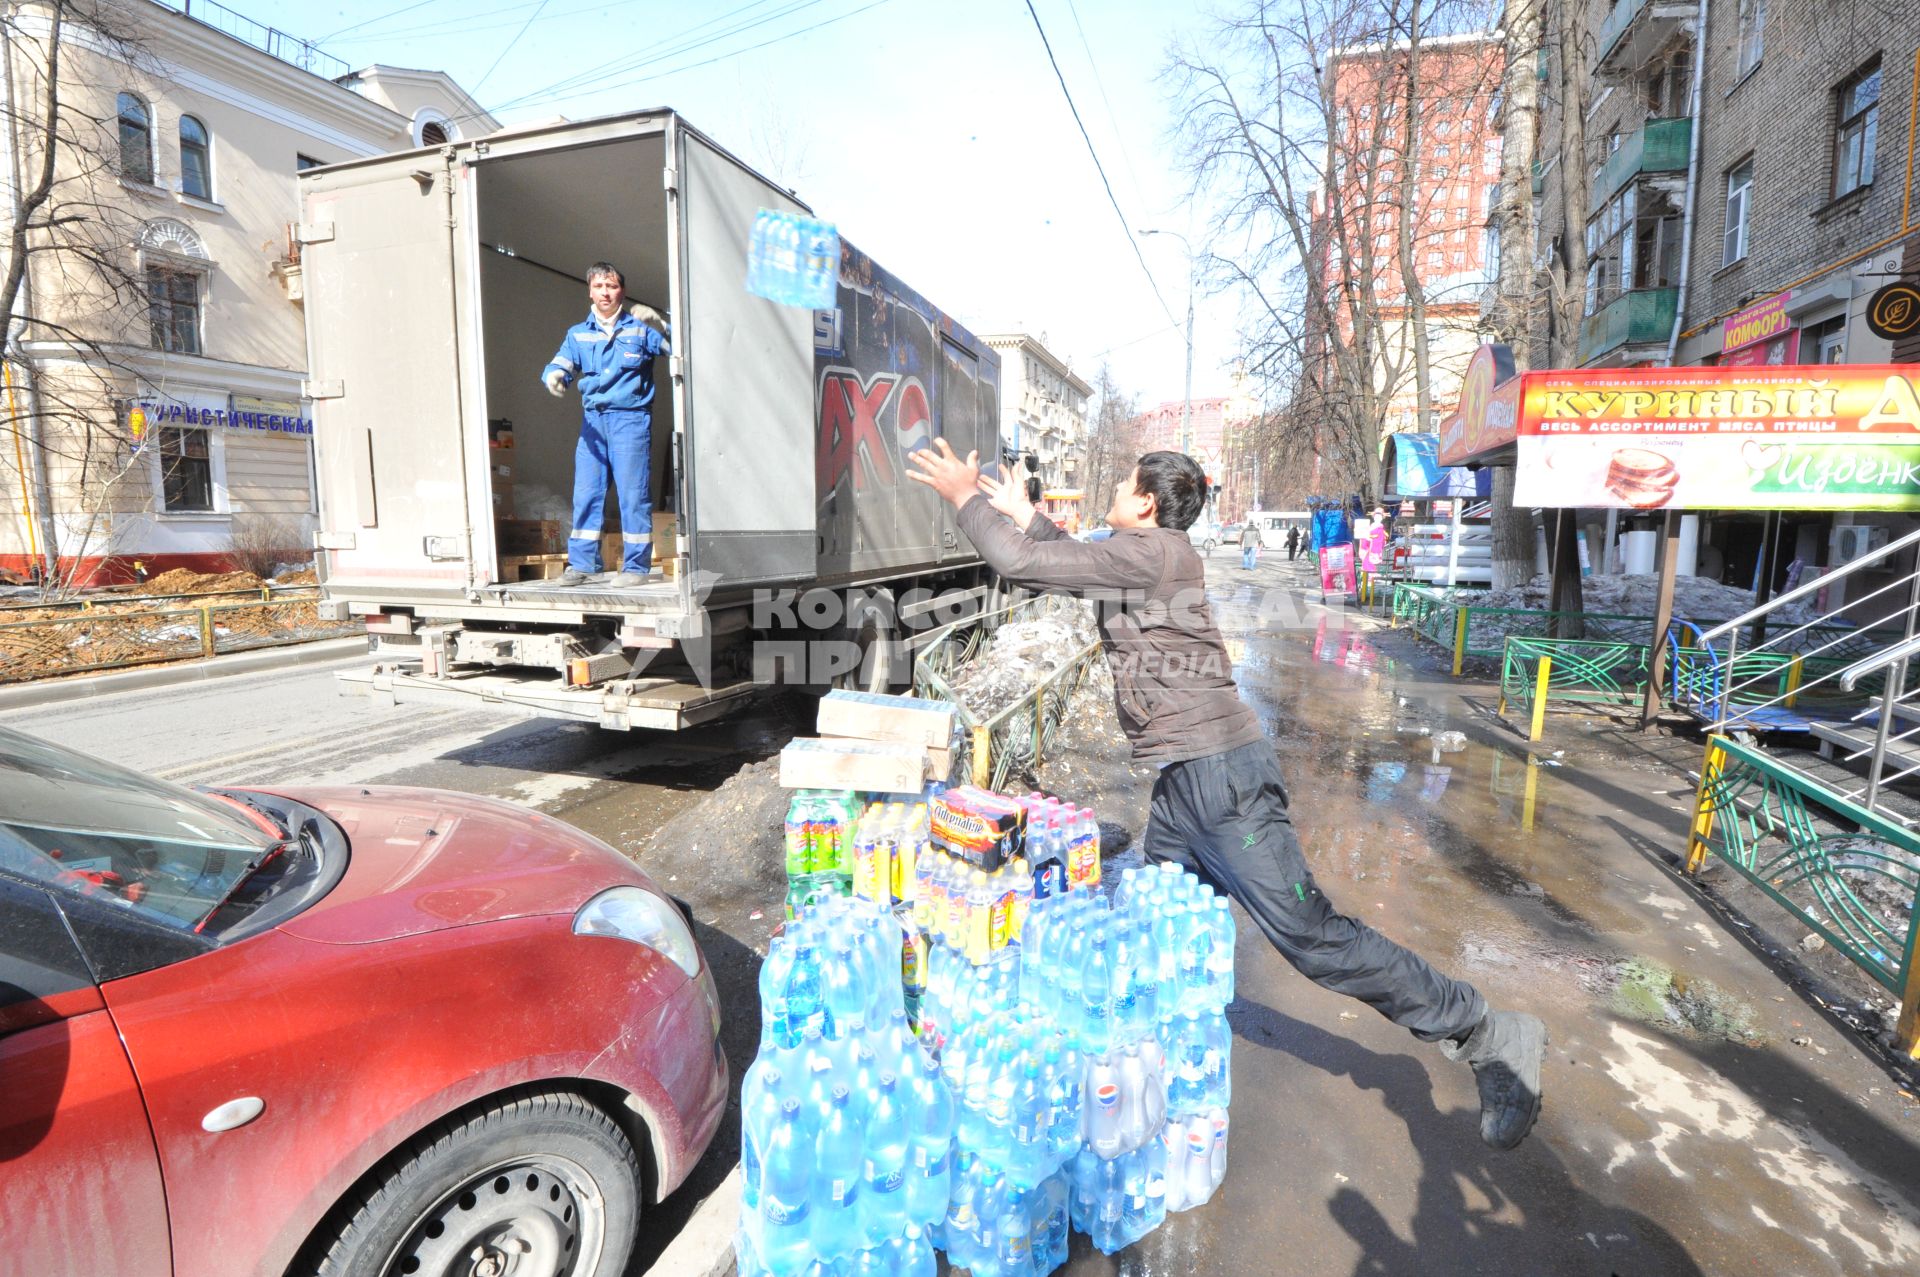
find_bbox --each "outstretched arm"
[909,440,1156,595]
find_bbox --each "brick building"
[1535,0,1915,369]
[1308,30,1505,440]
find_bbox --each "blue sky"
[268,0,1247,410]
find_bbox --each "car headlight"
[573,886,702,978]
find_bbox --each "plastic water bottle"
[1207,1106,1230,1193]
[760,1100,814,1275]
[1085,1054,1122,1158]
[811,1086,863,1259]
[859,1073,909,1248]
[1207,897,1237,1009]
[1161,1115,1190,1214]
[784,944,825,1045]
[1179,902,1215,1015]
[1081,930,1114,1056]
[1181,1115,1215,1209]
[1010,1058,1051,1188]
[1203,1010,1233,1109]
[885,1223,937,1277]
[998,1185,1036,1277]
[906,1054,955,1229]
[1110,922,1146,1043]
[1117,1044,1149,1152]
[740,1065,784,1220]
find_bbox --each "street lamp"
[1136,228,1195,457]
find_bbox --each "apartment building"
[0,0,494,582]
[1537,0,1915,369]
[980,332,1092,506]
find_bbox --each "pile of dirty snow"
[1472,573,1757,621]
[949,600,1100,722]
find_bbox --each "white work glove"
[628,302,669,331]
[543,368,567,398]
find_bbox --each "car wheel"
[1204,538,1217,553]
[311,1089,641,1277]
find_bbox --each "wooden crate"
[502,553,568,581]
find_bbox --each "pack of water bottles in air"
[745,209,841,311]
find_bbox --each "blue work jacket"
[542,311,671,412]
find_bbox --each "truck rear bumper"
[339,663,759,730]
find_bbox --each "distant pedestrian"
[132,559,149,585]
[1239,521,1260,570]
[1285,525,1302,561]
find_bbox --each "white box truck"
[300,111,1000,729]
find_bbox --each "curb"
[0,636,370,712]
[645,1165,739,1277]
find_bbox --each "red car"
[0,725,726,1277]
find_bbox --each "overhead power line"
[470,0,551,93]
[1021,0,1177,329]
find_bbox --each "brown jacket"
[956,497,1265,764]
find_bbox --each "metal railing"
[1391,583,1720,676]
[1497,636,1651,740]
[167,1,351,79]
[0,597,361,684]
[1688,735,1920,1058]
[912,596,1102,791]
[0,584,317,617]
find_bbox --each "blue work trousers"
[1241,545,1259,570]
[569,407,653,574]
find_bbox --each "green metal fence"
[1689,735,1920,1058]
[1497,636,1651,739]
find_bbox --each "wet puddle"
[1591,956,1763,1044]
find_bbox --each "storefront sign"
[1866,281,1920,342]
[1721,291,1795,354]
[1438,343,1521,466]
[1721,330,1800,367]
[1512,364,1920,511]
[135,396,313,437]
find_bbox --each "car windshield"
[0,726,283,930]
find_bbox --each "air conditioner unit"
[1833,525,1889,565]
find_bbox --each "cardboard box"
[817,689,956,749]
[779,737,927,793]
[497,518,566,556]
[823,734,952,781]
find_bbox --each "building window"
[1802,313,1847,363]
[1735,0,1764,80]
[157,426,213,512]
[1588,185,1682,313]
[296,153,325,171]
[146,266,201,354]
[117,92,153,184]
[1833,61,1880,199]
[179,115,211,200]
[1722,159,1752,267]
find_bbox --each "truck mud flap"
[336,664,758,730]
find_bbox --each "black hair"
[585,262,625,287]
[1133,450,1206,531]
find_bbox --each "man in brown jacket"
[907,442,1546,1150]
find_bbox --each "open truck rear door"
[303,153,482,598]
[673,121,816,593]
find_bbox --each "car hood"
[256,785,654,944]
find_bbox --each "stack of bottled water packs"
[738,893,949,1276]
[739,830,1235,1274]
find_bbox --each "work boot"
[607,571,647,588]
[1441,1010,1547,1150]
[552,569,591,587]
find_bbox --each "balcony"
[1595,0,1697,78]
[1580,287,1677,363]
[1590,117,1691,212]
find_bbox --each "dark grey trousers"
[1143,740,1486,1042]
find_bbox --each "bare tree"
[1485,0,1544,589]
[1081,362,1139,522]
[1171,0,1502,507]
[3,1,177,594]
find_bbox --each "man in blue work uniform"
[541,261,670,587]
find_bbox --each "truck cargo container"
[300,110,999,728]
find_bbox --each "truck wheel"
[310,1089,641,1277]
